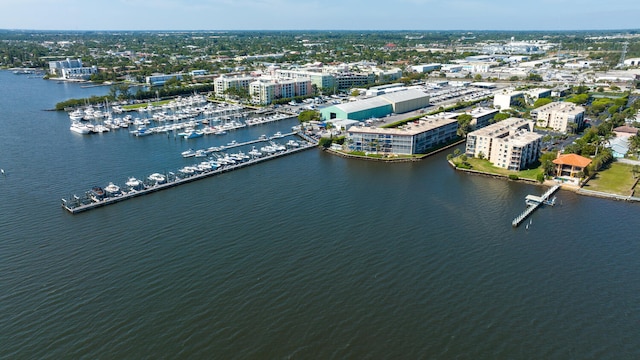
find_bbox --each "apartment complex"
[249,78,312,105]
[465,118,542,171]
[48,58,97,80]
[532,101,585,133]
[214,75,255,97]
[275,69,335,90]
[346,117,458,155]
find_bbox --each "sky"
[1,0,639,31]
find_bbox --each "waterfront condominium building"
[465,117,542,171]
[532,101,585,133]
[275,69,336,92]
[249,78,312,105]
[214,75,255,97]
[346,117,458,155]
[48,58,98,80]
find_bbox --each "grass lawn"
[582,162,638,195]
[453,157,543,181]
[122,99,173,110]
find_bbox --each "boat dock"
[62,136,317,214]
[511,184,560,227]
[200,132,296,153]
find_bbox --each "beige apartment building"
[465,118,542,171]
[533,102,585,133]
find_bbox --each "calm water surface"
[1,71,639,359]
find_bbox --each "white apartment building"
[249,78,312,105]
[533,102,585,133]
[493,90,524,110]
[48,58,98,80]
[466,117,541,171]
[214,75,255,97]
[346,117,458,155]
[275,69,335,91]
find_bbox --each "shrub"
[508,174,519,180]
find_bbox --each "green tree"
[298,110,320,123]
[492,112,510,122]
[457,114,473,137]
[533,98,553,108]
[527,73,543,82]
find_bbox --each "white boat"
[272,131,284,138]
[179,166,195,175]
[287,139,300,147]
[92,124,110,133]
[125,177,144,191]
[131,126,153,137]
[194,149,207,157]
[148,173,166,184]
[181,149,196,158]
[69,109,84,121]
[70,121,91,134]
[104,182,122,196]
[248,147,263,157]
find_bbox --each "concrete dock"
[62,138,316,214]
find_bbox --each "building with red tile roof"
[552,153,592,178]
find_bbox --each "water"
[1,71,639,359]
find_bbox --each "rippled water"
[1,71,639,359]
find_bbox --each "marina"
[511,184,560,227]
[61,134,316,214]
[2,70,640,360]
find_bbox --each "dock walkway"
[63,137,316,214]
[512,184,560,227]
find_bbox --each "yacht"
[272,131,284,138]
[183,130,204,139]
[131,126,153,137]
[69,109,84,121]
[89,186,106,202]
[181,149,196,158]
[248,146,263,157]
[70,121,91,134]
[104,182,122,197]
[148,173,166,184]
[125,177,144,191]
[194,149,207,157]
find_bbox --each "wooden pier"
[511,184,560,227]
[62,138,316,214]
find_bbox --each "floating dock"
[512,184,560,227]
[62,136,317,214]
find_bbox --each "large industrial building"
[346,116,458,155]
[532,101,585,133]
[320,89,430,121]
[465,118,542,171]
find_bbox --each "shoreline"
[449,160,640,203]
[325,139,465,162]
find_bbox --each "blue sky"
[1,0,639,31]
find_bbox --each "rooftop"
[552,153,592,168]
[347,117,457,136]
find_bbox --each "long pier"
[62,137,317,214]
[199,132,296,153]
[511,184,560,227]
